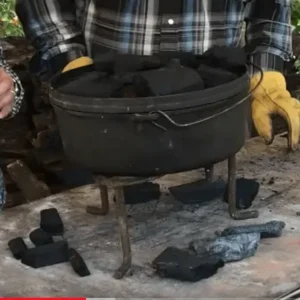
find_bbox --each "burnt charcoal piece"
[201,46,247,73]
[152,247,224,282]
[40,208,64,235]
[21,241,69,268]
[223,178,260,210]
[133,61,204,96]
[197,64,237,88]
[111,76,155,98]
[221,220,286,238]
[58,71,119,98]
[69,248,90,277]
[29,228,53,246]
[169,180,226,205]
[122,182,160,205]
[158,52,201,69]
[94,53,164,75]
[8,237,28,259]
[206,233,260,263]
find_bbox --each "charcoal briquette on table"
[206,233,261,263]
[152,247,224,282]
[8,237,28,260]
[223,178,260,210]
[21,240,69,268]
[169,180,226,205]
[114,182,161,205]
[221,220,286,238]
[29,228,53,246]
[40,208,64,235]
[69,248,91,277]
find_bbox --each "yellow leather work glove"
[62,56,93,73]
[250,71,300,151]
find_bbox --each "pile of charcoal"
[59,46,247,98]
[7,208,90,277]
[153,220,286,282]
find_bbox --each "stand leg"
[228,154,259,220]
[205,165,214,182]
[86,184,110,215]
[113,186,132,279]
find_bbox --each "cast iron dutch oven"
[49,64,250,176]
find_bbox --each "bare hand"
[0,68,14,119]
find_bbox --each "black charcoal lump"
[8,237,28,260]
[132,60,204,96]
[59,46,246,99]
[21,241,69,269]
[152,247,224,282]
[221,221,286,238]
[40,208,64,235]
[223,178,260,210]
[169,179,226,205]
[201,46,247,72]
[114,182,161,205]
[69,248,91,277]
[29,228,53,246]
[197,64,237,88]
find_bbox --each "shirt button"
[168,19,174,25]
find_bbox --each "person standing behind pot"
[16,0,298,150]
[0,46,24,210]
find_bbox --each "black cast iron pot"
[49,65,250,176]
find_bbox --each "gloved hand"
[250,71,300,150]
[62,56,93,73]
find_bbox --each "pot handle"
[137,64,263,130]
[149,93,248,128]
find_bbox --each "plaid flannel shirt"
[16,0,293,80]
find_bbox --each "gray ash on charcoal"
[190,233,260,263]
[58,46,247,99]
[189,220,285,267]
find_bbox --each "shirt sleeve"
[0,47,24,118]
[15,0,87,80]
[244,0,293,75]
